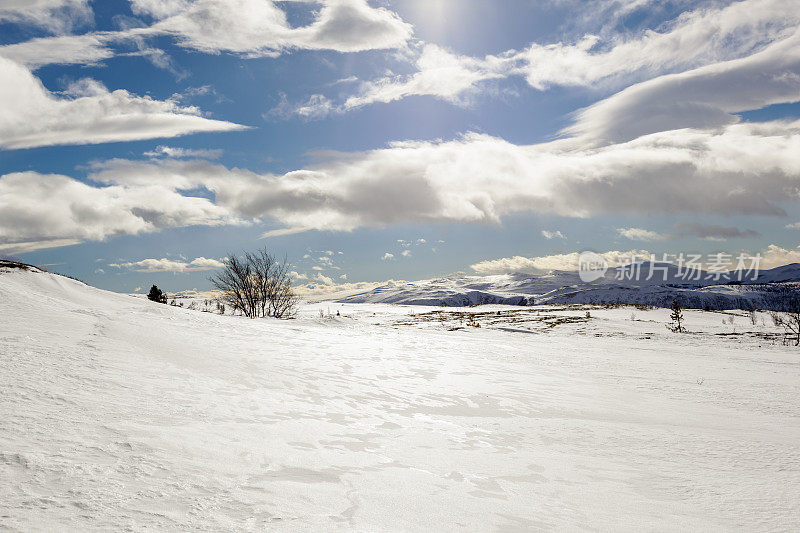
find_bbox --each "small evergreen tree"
[147,284,167,304]
[670,299,684,332]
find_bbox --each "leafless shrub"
[764,285,800,346]
[772,311,800,346]
[209,247,297,319]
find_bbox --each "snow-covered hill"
[2,267,800,530]
[339,264,800,309]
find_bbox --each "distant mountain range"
[338,263,800,310]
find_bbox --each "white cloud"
[295,94,335,120]
[284,0,800,117]
[111,256,225,272]
[2,0,412,70]
[0,238,82,255]
[617,227,666,241]
[260,227,311,239]
[147,0,412,56]
[401,249,412,257]
[472,244,797,274]
[519,0,799,91]
[567,28,800,143]
[344,44,513,111]
[293,279,390,298]
[129,0,190,19]
[0,0,93,34]
[759,244,800,269]
[78,117,800,234]
[381,252,394,261]
[541,230,566,240]
[8,114,800,253]
[470,249,652,274]
[0,27,188,75]
[268,93,336,121]
[0,170,242,252]
[0,33,114,68]
[289,270,308,280]
[273,43,517,119]
[0,57,248,149]
[314,273,334,285]
[143,145,223,159]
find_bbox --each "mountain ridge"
[337,263,800,309]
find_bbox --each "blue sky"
[2,0,800,294]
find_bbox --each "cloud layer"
[137,0,412,55]
[280,0,800,121]
[110,256,225,272]
[0,0,92,34]
[3,112,796,252]
[470,245,798,274]
[0,56,247,149]
[2,0,800,274]
[470,249,652,274]
[0,170,242,250]
[568,28,800,143]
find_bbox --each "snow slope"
[339,264,800,309]
[2,268,800,531]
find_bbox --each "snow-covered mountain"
[339,263,800,309]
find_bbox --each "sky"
[2,0,800,294]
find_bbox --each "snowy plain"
[1,267,800,531]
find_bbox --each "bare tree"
[746,308,757,326]
[245,248,275,319]
[765,287,800,345]
[209,247,298,319]
[210,254,256,317]
[266,256,297,319]
[772,311,800,346]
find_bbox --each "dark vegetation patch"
[394,308,592,332]
[0,260,42,272]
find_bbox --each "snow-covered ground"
[2,268,800,531]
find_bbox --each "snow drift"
[2,266,800,530]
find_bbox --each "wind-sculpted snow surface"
[1,268,800,530]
